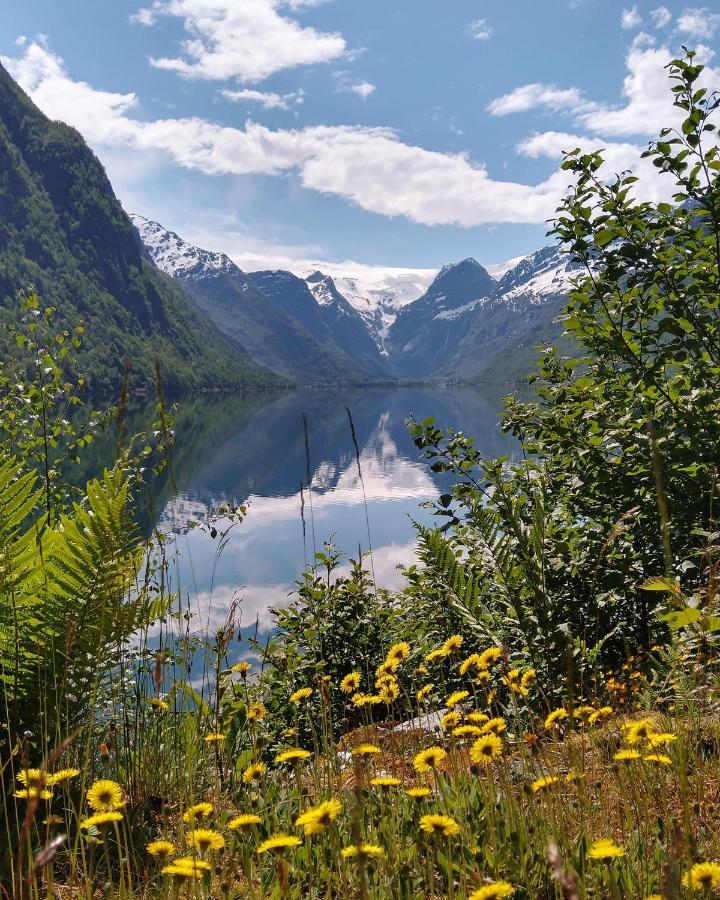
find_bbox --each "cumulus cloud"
[649,6,672,27]
[677,6,720,38]
[621,6,643,29]
[348,81,375,100]
[466,19,493,41]
[220,87,304,109]
[487,83,595,117]
[133,0,346,83]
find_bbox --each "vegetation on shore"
[0,52,719,898]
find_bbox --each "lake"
[138,385,521,660]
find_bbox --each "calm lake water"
[134,386,521,659]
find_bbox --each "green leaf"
[660,608,701,629]
[640,577,682,595]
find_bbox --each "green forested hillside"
[0,63,273,395]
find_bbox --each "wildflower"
[80,812,124,829]
[296,799,342,835]
[504,669,528,696]
[520,669,536,689]
[643,754,671,766]
[47,768,80,786]
[452,725,483,740]
[446,690,470,708]
[574,705,595,725]
[476,670,491,685]
[242,762,266,784]
[247,702,266,721]
[229,813,263,831]
[478,647,502,669]
[413,746,447,774]
[386,642,411,666]
[14,788,53,801]
[469,884,515,900]
[275,748,312,764]
[257,834,302,854]
[378,681,400,703]
[204,732,225,744]
[16,769,46,788]
[232,661,252,676]
[441,711,462,731]
[376,661,395,678]
[290,687,313,704]
[87,779,124,812]
[183,802,213,824]
[162,863,203,880]
[647,732,677,748]
[466,711,489,725]
[189,828,225,852]
[481,717,507,736]
[531,776,560,793]
[470,734,503,764]
[587,838,625,860]
[419,814,460,836]
[43,815,64,826]
[460,653,482,675]
[682,862,720,891]
[613,749,641,762]
[416,683,434,702]
[148,698,169,711]
[371,777,401,790]
[351,692,378,707]
[352,744,381,758]
[340,672,362,694]
[544,708,567,729]
[147,840,175,859]
[425,648,446,664]
[589,706,613,725]
[441,635,464,656]
[342,843,385,859]
[565,772,586,783]
[416,664,429,676]
[406,787,431,799]
[624,718,656,745]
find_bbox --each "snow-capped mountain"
[131,214,577,384]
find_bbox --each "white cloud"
[135,0,346,83]
[677,6,720,38]
[466,19,493,41]
[130,7,157,26]
[349,81,376,100]
[649,6,672,27]
[621,6,643,29]
[221,87,304,109]
[487,83,594,117]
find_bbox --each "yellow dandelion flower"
[588,706,613,725]
[80,811,123,829]
[469,883,515,900]
[351,692,378,707]
[16,769,46,788]
[386,642,411,665]
[378,682,399,704]
[87,779,124,812]
[643,754,672,766]
[478,647,502,669]
[371,777,401,790]
[682,862,720,891]
[481,717,507,736]
[419,814,460,836]
[441,711,462,731]
[446,690,470,708]
[340,672,362,694]
[459,653,482,675]
[416,683,434,702]
[148,698,169,711]
[613,749,641,762]
[162,864,202,880]
[247,702,266,721]
[275,748,312,764]
[242,762,266,784]
[520,669,536,688]
[647,732,677,748]
[232,661,252,675]
[406,787,431,799]
[376,661,396,677]
[352,744,381,758]
[290,687,313,704]
[531,775,560,793]
[425,648,446,664]
[14,787,53,801]
[574,705,595,724]
[476,670,491,685]
[624,718,656,745]
[452,725,483,740]
[441,635,463,656]
[413,746,447,773]
[342,843,385,859]
[587,838,625,860]
[147,840,175,859]
[47,768,80,787]
[466,711,489,725]
[295,799,342,835]
[189,828,225,852]
[229,813,263,831]
[504,669,529,696]
[183,802,213,824]
[470,734,503,764]
[544,708,567,729]
[204,732,226,744]
[257,834,302,855]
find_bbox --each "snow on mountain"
[497,245,581,306]
[130,214,238,280]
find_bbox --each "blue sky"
[2,1,719,273]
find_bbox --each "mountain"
[132,216,360,383]
[0,62,271,395]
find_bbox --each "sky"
[1,1,720,274]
